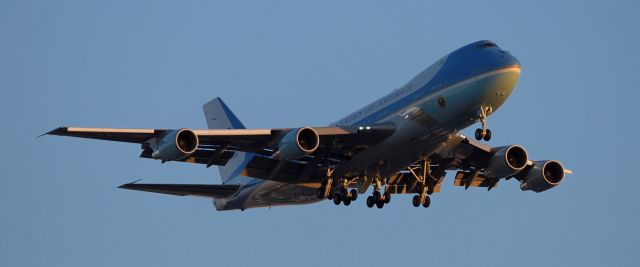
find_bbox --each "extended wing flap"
[241,155,325,185]
[384,172,445,194]
[139,148,236,167]
[119,182,240,198]
[453,171,499,189]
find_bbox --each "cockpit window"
[476,42,497,49]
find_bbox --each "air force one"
[46,40,571,211]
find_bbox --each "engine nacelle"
[278,127,320,160]
[485,145,529,178]
[151,129,199,161]
[520,160,566,193]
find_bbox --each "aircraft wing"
[429,134,571,191]
[45,127,279,147]
[46,125,393,151]
[45,124,396,182]
[44,127,279,166]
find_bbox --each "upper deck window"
[476,42,497,49]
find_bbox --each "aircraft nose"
[501,50,521,69]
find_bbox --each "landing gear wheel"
[412,195,421,207]
[333,193,342,205]
[383,191,391,204]
[350,189,358,201]
[343,198,351,206]
[366,196,375,208]
[376,201,385,209]
[422,195,431,208]
[373,191,382,203]
[427,185,434,195]
[483,129,492,141]
[475,128,483,141]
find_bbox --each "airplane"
[45,40,572,211]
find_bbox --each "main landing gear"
[475,106,493,141]
[408,158,436,208]
[365,177,391,209]
[318,161,445,209]
[332,181,358,206]
[316,168,358,207]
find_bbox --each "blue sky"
[1,1,638,266]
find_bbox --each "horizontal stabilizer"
[119,182,240,198]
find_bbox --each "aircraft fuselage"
[217,40,522,210]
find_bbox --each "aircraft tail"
[202,98,252,184]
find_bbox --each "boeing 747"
[46,40,571,211]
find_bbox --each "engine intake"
[278,127,320,160]
[485,145,529,178]
[520,160,565,192]
[151,129,199,161]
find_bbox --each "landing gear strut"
[475,106,493,141]
[316,167,334,200]
[366,177,391,209]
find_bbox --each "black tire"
[350,189,358,201]
[483,129,492,141]
[384,191,391,204]
[475,128,483,140]
[333,193,342,205]
[341,187,348,198]
[366,196,375,208]
[422,195,431,208]
[427,185,434,195]
[376,201,384,209]
[412,195,421,207]
[373,191,382,203]
[343,198,351,206]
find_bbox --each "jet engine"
[519,160,566,193]
[485,145,529,178]
[151,129,199,161]
[278,127,320,160]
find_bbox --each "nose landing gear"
[475,128,492,142]
[475,106,493,141]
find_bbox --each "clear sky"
[1,1,639,266]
